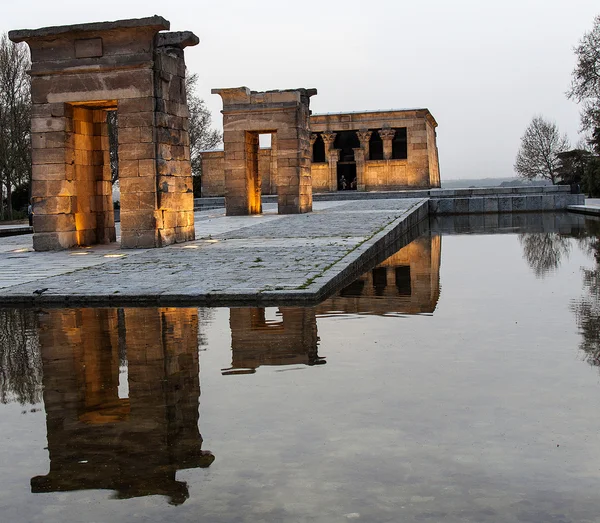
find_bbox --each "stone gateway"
[10,16,198,250]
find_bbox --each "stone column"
[353,147,366,191]
[310,133,318,153]
[321,132,337,192]
[328,149,340,192]
[357,130,372,161]
[379,129,396,160]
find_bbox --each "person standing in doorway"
[27,200,33,227]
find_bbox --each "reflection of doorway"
[334,131,359,190]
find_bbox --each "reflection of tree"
[0,309,42,405]
[518,233,572,277]
[572,268,600,367]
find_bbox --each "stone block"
[436,198,455,214]
[121,229,160,249]
[32,163,71,181]
[498,196,512,213]
[120,210,158,231]
[120,176,156,193]
[541,195,555,210]
[35,196,73,214]
[555,194,567,208]
[468,197,484,213]
[512,196,525,211]
[118,111,155,128]
[118,97,155,114]
[525,195,542,211]
[454,197,470,214]
[119,142,155,160]
[483,197,498,213]
[32,213,76,232]
[33,231,77,251]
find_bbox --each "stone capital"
[356,130,372,144]
[378,129,396,141]
[321,131,337,146]
[310,133,318,145]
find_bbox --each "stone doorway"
[334,131,359,191]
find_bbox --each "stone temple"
[202,107,441,200]
[10,16,197,250]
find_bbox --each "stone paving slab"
[0,199,427,306]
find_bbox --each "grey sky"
[2,0,598,180]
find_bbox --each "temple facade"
[202,108,440,197]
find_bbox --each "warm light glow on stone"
[103,254,125,258]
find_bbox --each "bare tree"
[0,33,31,220]
[568,15,600,153]
[185,73,222,196]
[514,116,570,184]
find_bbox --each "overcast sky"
[2,0,598,180]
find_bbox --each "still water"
[1,214,600,522]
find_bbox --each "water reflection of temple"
[32,308,214,505]
[223,307,324,375]
[317,234,441,315]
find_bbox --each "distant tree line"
[515,15,600,195]
[0,34,221,220]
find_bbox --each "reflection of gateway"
[317,235,441,316]
[32,308,213,506]
[223,307,325,375]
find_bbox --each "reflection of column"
[356,130,372,161]
[32,307,214,506]
[379,128,396,160]
[353,147,366,191]
[224,307,323,374]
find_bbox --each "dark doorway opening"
[392,128,408,159]
[337,162,356,191]
[312,134,326,163]
[372,267,387,296]
[369,131,384,160]
[334,131,359,190]
[395,266,411,295]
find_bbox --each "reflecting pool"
[2,213,600,522]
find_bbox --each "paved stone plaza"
[0,199,427,305]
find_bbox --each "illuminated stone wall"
[202,108,440,197]
[212,87,316,215]
[10,16,197,250]
[32,307,213,505]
